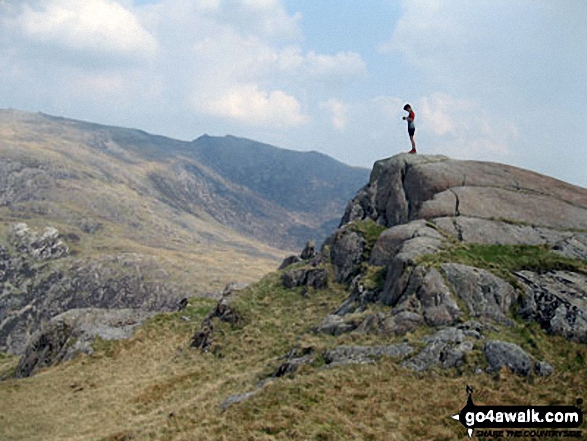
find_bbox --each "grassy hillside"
[1,264,584,440]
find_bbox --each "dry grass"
[0,273,585,441]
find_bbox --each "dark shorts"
[408,127,415,136]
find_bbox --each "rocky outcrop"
[516,270,587,343]
[283,153,587,375]
[441,264,516,325]
[483,341,554,377]
[191,282,246,352]
[15,308,152,378]
[344,154,587,230]
[401,325,481,372]
[0,224,184,355]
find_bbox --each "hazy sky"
[1,0,585,187]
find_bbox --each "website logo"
[451,386,583,438]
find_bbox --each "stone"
[340,185,378,226]
[383,311,424,335]
[305,268,329,290]
[534,360,555,376]
[191,295,243,352]
[282,267,329,290]
[402,326,479,372]
[330,229,365,283]
[441,263,515,325]
[222,282,249,297]
[220,390,259,411]
[516,270,587,343]
[393,265,462,327]
[272,347,315,378]
[9,223,69,261]
[282,268,308,288]
[323,343,413,366]
[0,250,183,355]
[315,314,357,336]
[370,220,443,266]
[15,308,152,378]
[483,341,534,376]
[300,240,317,260]
[341,154,587,233]
[552,233,587,260]
[354,313,385,334]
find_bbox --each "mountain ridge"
[0,108,369,249]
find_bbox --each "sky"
[0,0,585,187]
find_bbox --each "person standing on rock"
[402,104,416,154]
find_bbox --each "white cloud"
[319,99,349,131]
[417,93,517,160]
[420,93,468,136]
[201,83,308,128]
[305,51,367,78]
[216,0,302,40]
[10,0,158,62]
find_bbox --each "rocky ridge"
[276,154,587,374]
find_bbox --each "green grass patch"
[417,243,586,288]
[361,265,387,292]
[0,352,18,379]
[347,219,387,252]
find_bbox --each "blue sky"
[1,0,585,187]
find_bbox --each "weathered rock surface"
[516,270,587,343]
[392,265,462,327]
[402,325,481,372]
[483,340,554,377]
[282,267,329,291]
[0,224,183,355]
[9,223,69,261]
[272,347,316,378]
[15,308,152,378]
[315,314,357,336]
[329,229,365,283]
[324,343,414,366]
[441,263,516,325]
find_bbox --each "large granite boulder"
[343,154,587,231]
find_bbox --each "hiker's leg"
[409,135,416,153]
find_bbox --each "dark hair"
[403,104,411,111]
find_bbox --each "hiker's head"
[403,104,412,112]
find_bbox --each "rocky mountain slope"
[0,109,368,250]
[0,153,585,440]
[0,108,368,356]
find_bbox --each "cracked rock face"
[441,263,516,325]
[516,270,587,343]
